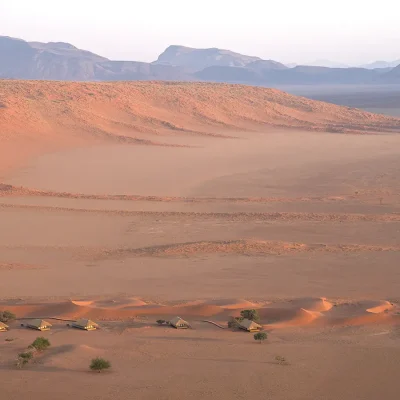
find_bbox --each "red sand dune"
[366,301,394,314]
[1,81,400,147]
[266,308,323,328]
[5,298,398,329]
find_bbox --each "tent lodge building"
[0,321,9,332]
[238,318,262,332]
[26,319,52,331]
[169,316,190,329]
[72,319,99,331]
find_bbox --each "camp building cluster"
[0,319,99,332]
[1,316,263,332]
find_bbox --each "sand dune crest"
[366,301,394,314]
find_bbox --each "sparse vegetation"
[240,309,260,322]
[29,336,51,352]
[254,332,267,343]
[14,337,50,369]
[5,337,15,342]
[16,351,33,368]
[0,310,16,323]
[275,355,288,365]
[227,316,244,329]
[90,357,111,373]
[156,319,166,325]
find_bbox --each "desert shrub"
[156,319,166,325]
[227,316,243,329]
[16,351,33,368]
[5,337,15,342]
[275,355,288,365]
[90,357,111,373]
[254,332,268,343]
[240,309,260,322]
[29,337,51,351]
[0,310,16,323]
[227,319,237,329]
[0,184,13,192]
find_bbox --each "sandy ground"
[1,82,400,399]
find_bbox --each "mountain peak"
[30,41,78,50]
[154,45,261,70]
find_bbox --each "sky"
[0,0,399,65]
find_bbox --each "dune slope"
[1,81,400,143]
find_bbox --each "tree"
[254,332,267,344]
[156,320,166,325]
[29,337,51,352]
[90,357,111,373]
[240,309,260,322]
[0,310,16,323]
[16,351,33,368]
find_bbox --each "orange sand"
[1,81,400,400]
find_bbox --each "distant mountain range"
[288,59,400,69]
[1,35,399,85]
[295,60,351,69]
[360,60,400,69]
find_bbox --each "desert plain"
[0,81,400,400]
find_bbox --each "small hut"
[27,319,52,331]
[72,319,99,331]
[238,318,262,332]
[169,316,190,329]
[0,321,9,331]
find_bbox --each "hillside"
[382,64,400,83]
[1,80,400,146]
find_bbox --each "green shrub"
[90,357,111,373]
[227,316,243,329]
[29,337,51,351]
[253,332,267,343]
[240,309,260,322]
[16,351,33,368]
[0,310,16,323]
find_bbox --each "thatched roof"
[238,318,262,331]
[0,321,9,330]
[27,319,52,329]
[169,316,189,328]
[72,319,99,329]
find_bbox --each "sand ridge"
[1,202,399,223]
[1,81,400,150]
[3,297,399,330]
[2,183,399,207]
[0,183,365,202]
[101,240,400,258]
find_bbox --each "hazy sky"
[1,0,399,65]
